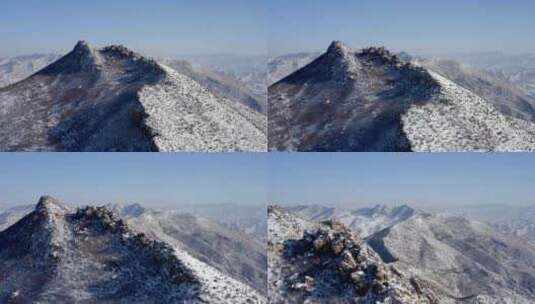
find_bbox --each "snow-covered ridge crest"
[139,63,267,152]
[0,196,266,303]
[403,70,535,151]
[289,203,425,238]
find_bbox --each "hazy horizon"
[0,153,268,208]
[268,153,535,208]
[0,0,266,58]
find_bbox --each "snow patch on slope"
[403,71,535,151]
[139,64,267,152]
[173,248,266,304]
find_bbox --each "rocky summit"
[281,203,535,303]
[0,196,266,304]
[268,206,437,303]
[268,41,535,152]
[0,41,266,152]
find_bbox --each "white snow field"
[403,71,535,152]
[139,64,266,152]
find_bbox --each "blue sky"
[268,153,535,208]
[0,0,266,57]
[0,153,267,208]
[268,0,535,55]
[3,1,533,57]
[1,153,533,209]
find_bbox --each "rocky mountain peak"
[366,204,417,217]
[37,40,101,75]
[271,212,438,303]
[326,40,353,57]
[72,40,93,53]
[101,44,141,60]
[100,44,162,73]
[71,205,128,234]
[358,46,401,65]
[35,195,69,217]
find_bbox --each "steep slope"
[0,54,60,88]
[109,204,267,294]
[366,213,535,303]
[268,206,438,303]
[268,52,320,85]
[0,41,266,152]
[269,41,535,152]
[290,204,422,238]
[0,196,266,303]
[0,204,33,232]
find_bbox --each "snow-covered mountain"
[444,204,535,244]
[367,213,535,303]
[108,203,267,294]
[0,54,60,88]
[417,58,535,122]
[165,203,267,243]
[268,52,320,86]
[439,52,535,98]
[0,204,34,231]
[161,59,267,114]
[0,201,267,294]
[268,41,535,152]
[280,204,535,303]
[268,206,438,303]
[0,41,266,152]
[289,204,423,237]
[0,197,266,303]
[176,54,268,102]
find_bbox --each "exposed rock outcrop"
[268,206,437,303]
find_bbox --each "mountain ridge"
[0,196,266,303]
[0,41,267,152]
[278,203,535,303]
[269,41,535,151]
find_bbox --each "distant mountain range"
[439,204,535,244]
[0,197,266,303]
[0,41,266,152]
[268,42,535,152]
[288,204,422,237]
[416,58,535,122]
[272,204,535,303]
[175,53,268,103]
[435,52,535,98]
[268,52,320,86]
[0,54,61,88]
